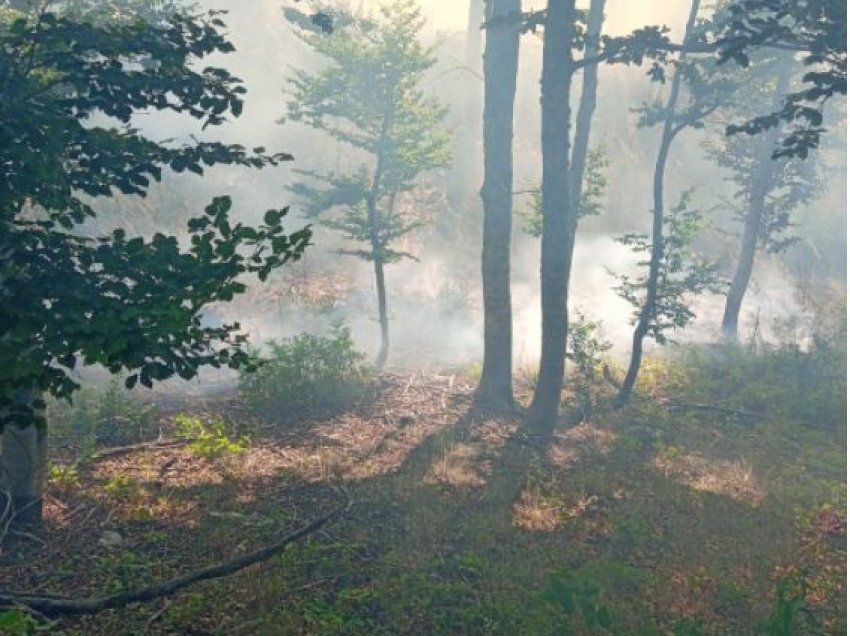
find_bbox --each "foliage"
[0,6,311,429]
[173,414,249,460]
[758,571,820,635]
[0,610,41,636]
[48,462,81,489]
[543,571,613,632]
[285,0,451,264]
[700,53,824,254]
[716,0,847,159]
[566,311,612,417]
[240,326,373,415]
[522,144,609,237]
[612,191,725,345]
[46,377,157,449]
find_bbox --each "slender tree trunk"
[616,0,700,408]
[476,0,521,409]
[373,256,390,370]
[449,0,485,207]
[527,0,576,435]
[565,0,605,290]
[722,70,791,342]
[1,391,47,528]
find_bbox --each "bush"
[239,326,373,416]
[173,414,249,460]
[47,377,157,449]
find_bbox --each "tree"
[0,7,311,526]
[716,0,846,159]
[707,57,824,340]
[526,0,577,434]
[615,0,704,407]
[526,0,606,434]
[285,0,451,370]
[475,0,522,409]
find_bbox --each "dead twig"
[0,488,352,618]
[88,440,188,462]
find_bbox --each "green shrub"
[173,414,249,460]
[47,377,157,449]
[240,326,373,416]
[566,312,612,418]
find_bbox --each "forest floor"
[0,355,846,635]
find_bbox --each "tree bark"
[721,70,791,342]
[616,0,701,408]
[476,0,521,409]
[527,0,577,435]
[1,390,46,528]
[374,256,390,370]
[565,0,605,291]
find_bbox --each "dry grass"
[653,452,765,505]
[424,443,489,488]
[547,421,617,469]
[512,488,565,532]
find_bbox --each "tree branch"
[0,488,352,618]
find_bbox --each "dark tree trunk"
[722,70,791,342]
[616,0,701,408]
[476,0,521,409]
[374,256,390,370]
[1,390,47,528]
[527,0,577,435]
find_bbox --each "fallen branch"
[661,401,766,421]
[0,488,352,618]
[88,439,188,461]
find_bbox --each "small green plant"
[543,570,614,632]
[758,570,820,636]
[48,463,80,489]
[465,362,483,382]
[103,474,141,500]
[173,414,248,460]
[240,325,373,415]
[0,609,41,636]
[566,311,612,418]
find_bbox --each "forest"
[0,0,845,634]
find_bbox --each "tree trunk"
[374,256,390,370]
[565,0,605,290]
[476,0,521,409]
[527,0,576,435]
[1,391,47,528]
[721,70,791,342]
[616,0,700,408]
[448,0,486,206]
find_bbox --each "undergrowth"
[239,325,374,416]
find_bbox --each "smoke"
[67,1,844,396]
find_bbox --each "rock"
[98,530,124,549]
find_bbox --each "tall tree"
[0,7,310,526]
[615,0,702,407]
[714,60,822,340]
[285,0,451,370]
[527,0,576,435]
[565,0,605,297]
[475,0,521,409]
